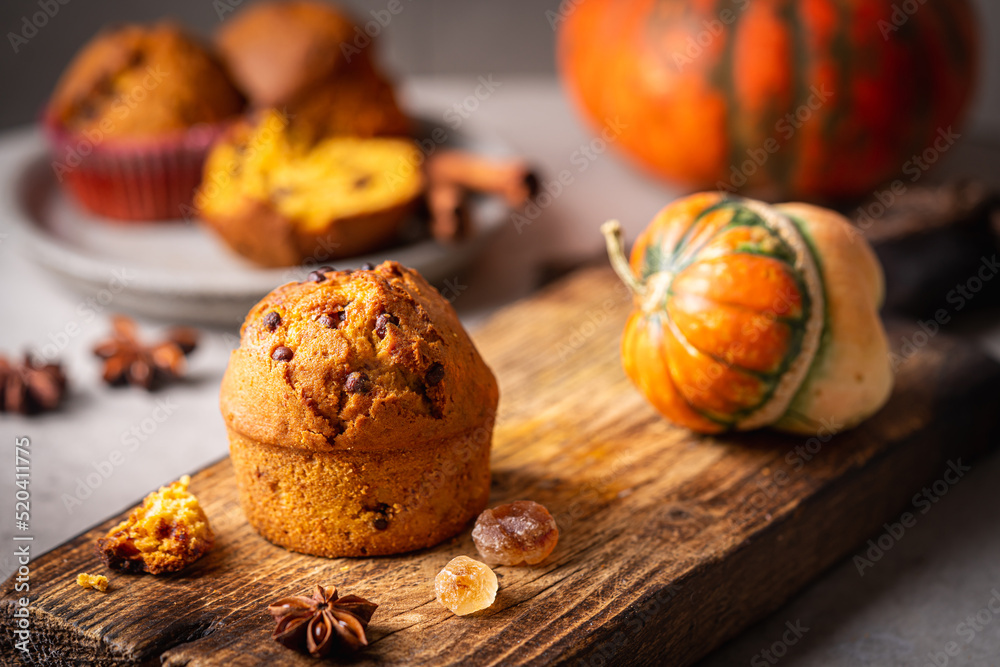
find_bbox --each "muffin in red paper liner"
[44,22,244,221]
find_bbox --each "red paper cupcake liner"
[42,118,230,222]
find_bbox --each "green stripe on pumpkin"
[657,200,817,428]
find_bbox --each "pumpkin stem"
[601,220,646,296]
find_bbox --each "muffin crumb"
[76,573,109,593]
[96,475,214,575]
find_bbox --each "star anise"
[268,584,378,658]
[0,353,67,415]
[93,315,198,390]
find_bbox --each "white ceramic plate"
[5,121,508,326]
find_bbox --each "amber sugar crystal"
[434,556,498,616]
[471,500,559,566]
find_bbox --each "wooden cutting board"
[4,267,1000,666]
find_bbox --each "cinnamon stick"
[427,150,538,208]
[426,181,470,243]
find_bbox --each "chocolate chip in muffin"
[368,502,390,530]
[264,311,281,331]
[345,371,370,394]
[425,362,445,386]
[306,266,335,283]
[374,313,398,339]
[317,309,346,329]
[272,346,294,362]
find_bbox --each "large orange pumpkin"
[602,192,893,435]
[559,0,978,201]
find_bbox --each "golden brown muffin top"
[220,262,499,452]
[47,22,244,138]
[215,0,363,107]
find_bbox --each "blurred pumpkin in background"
[558,0,979,202]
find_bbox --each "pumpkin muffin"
[286,59,411,143]
[215,0,360,108]
[215,0,409,141]
[48,22,242,138]
[196,110,424,267]
[44,22,244,220]
[220,262,499,557]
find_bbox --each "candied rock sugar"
[434,556,498,616]
[471,500,559,566]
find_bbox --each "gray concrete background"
[0,0,999,132]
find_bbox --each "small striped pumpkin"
[559,0,978,201]
[602,192,893,434]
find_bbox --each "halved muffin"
[196,110,424,267]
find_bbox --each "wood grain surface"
[3,267,1000,666]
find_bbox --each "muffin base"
[200,197,416,268]
[227,424,492,557]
